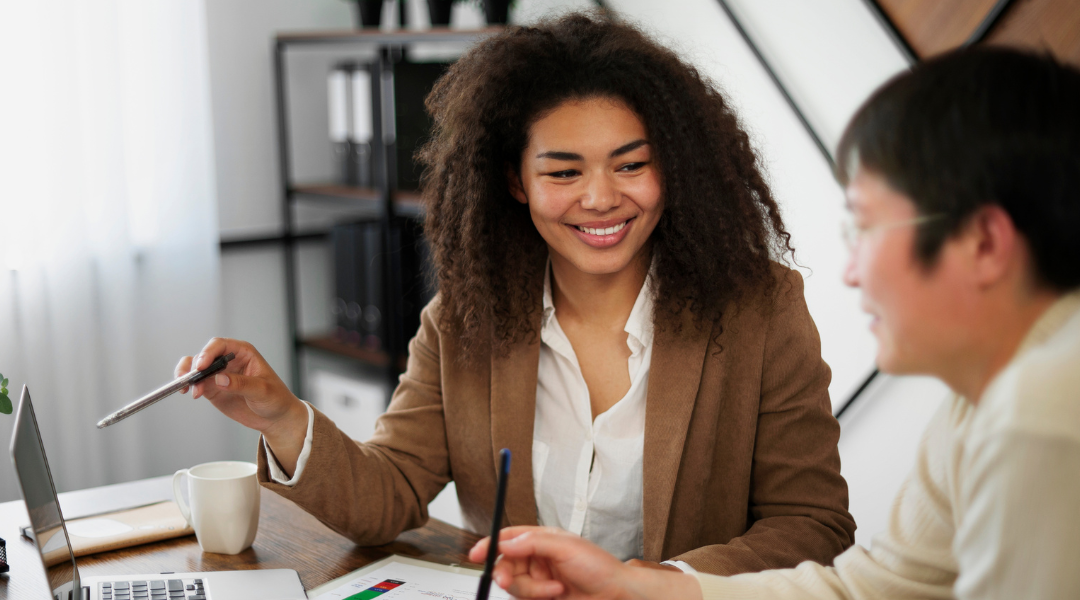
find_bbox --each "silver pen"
[97,353,235,428]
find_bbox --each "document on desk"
[308,555,510,600]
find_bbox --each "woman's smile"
[569,217,636,248]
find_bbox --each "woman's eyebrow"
[609,139,648,158]
[535,150,583,161]
[535,139,649,161]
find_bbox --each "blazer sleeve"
[256,298,452,546]
[673,270,857,573]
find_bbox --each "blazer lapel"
[490,334,541,526]
[642,310,711,560]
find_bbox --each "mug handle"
[172,469,193,527]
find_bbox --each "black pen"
[476,448,511,600]
[96,353,236,428]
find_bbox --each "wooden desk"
[0,477,481,599]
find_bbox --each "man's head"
[836,48,1080,390]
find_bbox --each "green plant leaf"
[0,392,12,415]
[1,377,8,387]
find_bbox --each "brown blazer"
[257,265,856,575]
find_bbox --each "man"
[467,47,1080,599]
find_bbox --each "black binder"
[330,217,434,356]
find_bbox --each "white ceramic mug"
[172,461,260,555]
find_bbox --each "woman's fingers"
[191,337,231,371]
[176,337,301,435]
[187,337,265,399]
[200,370,261,402]
[188,338,229,398]
[174,356,193,394]
[174,356,192,378]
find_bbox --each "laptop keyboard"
[99,578,206,600]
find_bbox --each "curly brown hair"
[418,11,793,358]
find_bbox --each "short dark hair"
[836,47,1080,292]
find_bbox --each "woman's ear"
[507,166,528,205]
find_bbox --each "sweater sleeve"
[672,270,856,573]
[692,549,867,600]
[692,401,963,599]
[954,403,1080,598]
[255,298,452,545]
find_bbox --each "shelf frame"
[272,27,496,397]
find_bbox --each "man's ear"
[507,166,528,205]
[968,204,1020,288]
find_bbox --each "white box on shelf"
[310,370,387,442]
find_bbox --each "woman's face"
[509,96,663,278]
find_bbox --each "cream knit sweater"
[695,293,1080,600]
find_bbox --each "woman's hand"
[467,526,702,600]
[175,338,308,474]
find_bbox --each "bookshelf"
[271,28,497,396]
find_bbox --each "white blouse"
[532,265,653,561]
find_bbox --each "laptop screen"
[10,386,82,599]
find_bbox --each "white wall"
[206,0,353,238]
[838,375,951,544]
[0,0,238,501]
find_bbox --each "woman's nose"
[580,173,619,212]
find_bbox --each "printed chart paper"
[309,556,510,600]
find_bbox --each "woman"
[179,12,854,575]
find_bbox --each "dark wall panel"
[876,0,1079,65]
[987,0,1080,66]
[876,0,999,57]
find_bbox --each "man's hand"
[468,526,703,600]
[625,559,681,572]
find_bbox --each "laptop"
[10,386,308,600]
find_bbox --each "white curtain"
[0,0,234,501]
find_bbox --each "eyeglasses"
[840,214,946,252]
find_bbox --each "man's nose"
[842,251,860,288]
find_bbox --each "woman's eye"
[547,170,580,179]
[618,162,647,172]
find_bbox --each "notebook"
[22,500,194,558]
[10,385,307,600]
